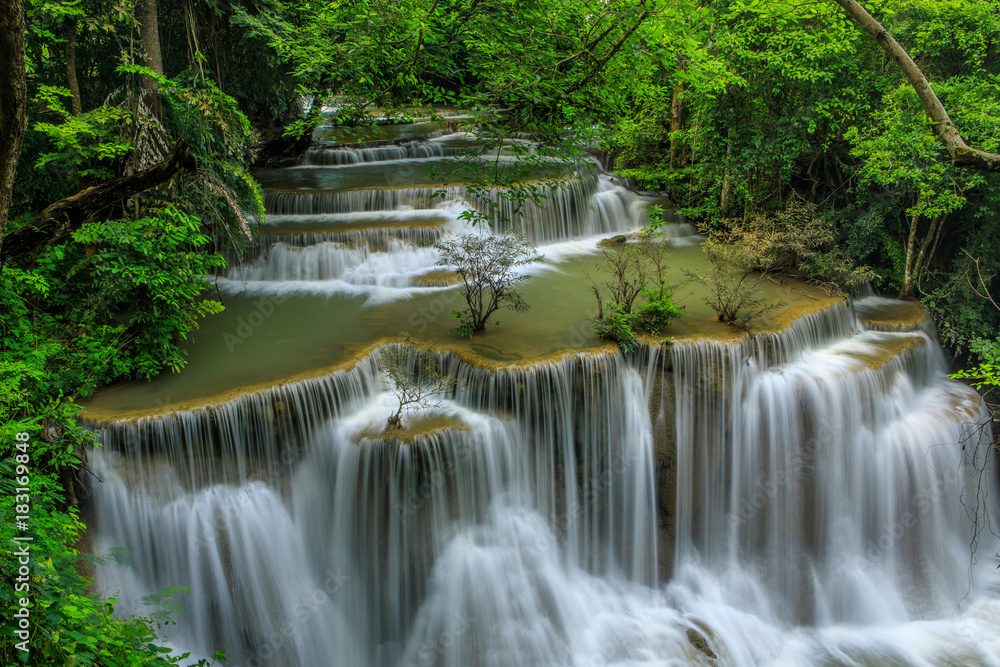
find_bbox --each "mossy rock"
[598,235,628,247]
[687,629,717,661]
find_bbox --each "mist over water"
[87,125,1000,666]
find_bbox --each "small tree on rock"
[435,233,541,337]
[684,240,780,330]
[379,334,459,430]
[590,239,683,353]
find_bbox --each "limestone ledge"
[82,286,847,424]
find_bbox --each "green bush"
[594,303,638,354]
[0,204,228,665]
[591,242,684,351]
[635,282,685,334]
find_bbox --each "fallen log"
[1,139,197,266]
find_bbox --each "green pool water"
[80,243,834,419]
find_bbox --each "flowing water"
[84,125,1000,666]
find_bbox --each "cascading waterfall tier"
[668,300,996,636]
[221,208,459,284]
[224,237,446,284]
[87,298,1000,666]
[89,349,659,666]
[854,295,938,336]
[298,142,450,165]
[261,175,648,244]
[297,135,500,165]
[238,219,449,255]
[241,136,681,293]
[264,186,469,216]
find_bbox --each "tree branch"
[569,11,650,94]
[1,140,197,266]
[830,0,1000,172]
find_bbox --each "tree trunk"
[65,17,81,116]
[720,169,733,215]
[900,212,920,298]
[912,213,943,293]
[1,140,196,266]
[136,0,163,92]
[0,0,27,253]
[830,0,1000,172]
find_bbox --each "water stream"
[85,125,1000,666]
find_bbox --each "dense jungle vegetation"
[1,0,999,663]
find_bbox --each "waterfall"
[665,302,997,661]
[298,142,448,165]
[90,350,662,665]
[87,305,1000,665]
[225,240,449,285]
[85,124,1000,665]
[262,177,644,245]
[264,187,469,216]
[470,174,643,242]
[247,141,661,294]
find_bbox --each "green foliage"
[591,240,683,350]
[845,75,1000,299]
[649,0,871,219]
[926,238,1000,355]
[616,165,674,193]
[684,240,780,330]
[951,337,1000,391]
[71,207,226,376]
[604,0,1000,352]
[435,233,541,336]
[951,336,1000,421]
[1,208,224,398]
[157,76,265,251]
[32,86,132,182]
[636,281,685,334]
[594,303,639,354]
[11,87,132,217]
[23,0,88,77]
[105,67,266,252]
[448,311,478,340]
[710,199,876,292]
[641,204,666,235]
